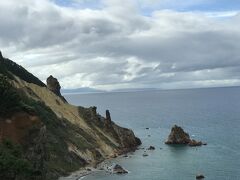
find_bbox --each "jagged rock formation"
[89,106,98,121]
[0,51,141,180]
[165,125,191,144]
[112,164,128,174]
[46,75,67,102]
[104,110,112,128]
[147,146,155,150]
[165,125,204,146]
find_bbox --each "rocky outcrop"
[0,51,4,65]
[0,51,3,59]
[46,75,67,103]
[91,106,97,117]
[189,140,203,147]
[142,152,148,157]
[113,123,142,150]
[165,125,204,147]
[165,125,191,144]
[104,110,112,128]
[112,164,128,174]
[90,106,99,122]
[196,174,205,179]
[147,146,155,150]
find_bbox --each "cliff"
[0,51,141,180]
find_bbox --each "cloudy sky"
[0,0,240,90]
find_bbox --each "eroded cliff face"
[0,53,141,180]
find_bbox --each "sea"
[64,87,240,180]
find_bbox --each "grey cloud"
[0,0,240,90]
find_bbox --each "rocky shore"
[59,158,130,180]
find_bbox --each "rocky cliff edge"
[0,52,141,180]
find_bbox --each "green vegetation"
[0,76,92,178]
[0,57,45,87]
[0,76,36,116]
[22,99,89,179]
[0,76,22,116]
[0,140,34,180]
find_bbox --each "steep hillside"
[0,51,45,87]
[0,51,141,180]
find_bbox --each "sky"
[0,0,240,90]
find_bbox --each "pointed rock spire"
[0,51,3,61]
[104,110,112,128]
[46,75,67,103]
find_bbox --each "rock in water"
[46,75,67,102]
[165,125,204,146]
[147,146,155,150]
[112,164,128,174]
[142,152,148,157]
[135,137,142,146]
[165,125,191,144]
[189,139,203,147]
[196,174,205,179]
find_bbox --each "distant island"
[62,87,105,94]
[62,87,160,94]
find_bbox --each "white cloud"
[0,0,240,90]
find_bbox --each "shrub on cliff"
[0,139,34,180]
[0,76,22,116]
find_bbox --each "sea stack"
[104,110,112,128]
[165,125,191,144]
[165,125,204,146]
[46,75,67,103]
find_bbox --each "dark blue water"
[65,87,240,180]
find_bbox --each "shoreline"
[58,158,121,180]
[59,147,140,180]
[58,166,98,180]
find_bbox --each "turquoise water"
[65,87,240,180]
